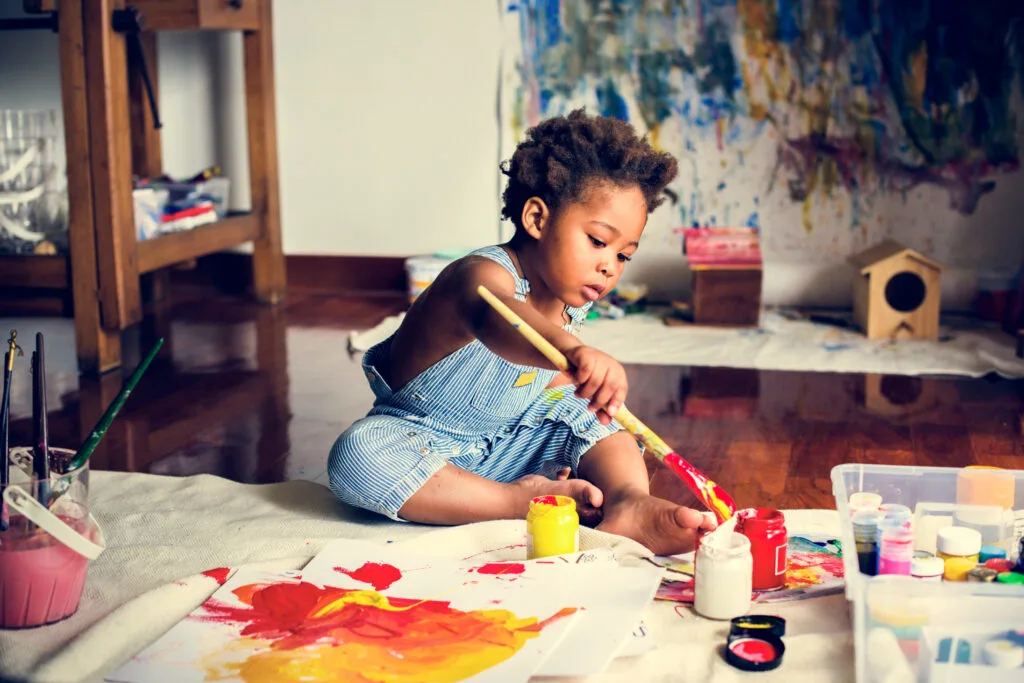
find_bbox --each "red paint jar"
[735,508,787,591]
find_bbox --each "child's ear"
[520,197,549,240]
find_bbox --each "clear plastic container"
[832,464,1024,683]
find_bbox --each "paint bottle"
[875,510,912,575]
[734,508,787,591]
[909,556,943,581]
[936,527,982,581]
[694,531,753,621]
[852,510,884,576]
[848,492,882,514]
[877,526,914,576]
[526,495,579,559]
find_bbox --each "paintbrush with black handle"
[0,331,22,531]
[32,333,50,506]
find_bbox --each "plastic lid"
[910,556,944,577]
[937,527,983,556]
[980,545,1007,562]
[996,572,1024,584]
[984,638,1024,668]
[849,492,882,511]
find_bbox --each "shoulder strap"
[469,245,529,301]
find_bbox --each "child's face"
[531,182,647,308]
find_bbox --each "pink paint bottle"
[877,526,914,576]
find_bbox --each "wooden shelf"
[131,0,263,31]
[137,213,261,274]
[0,254,70,290]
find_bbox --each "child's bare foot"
[513,473,603,522]
[597,491,716,555]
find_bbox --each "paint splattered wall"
[500,0,1024,305]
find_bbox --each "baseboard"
[171,253,409,295]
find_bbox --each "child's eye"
[589,236,606,248]
[618,254,632,263]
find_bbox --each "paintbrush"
[64,338,164,474]
[32,332,50,506]
[1,330,22,531]
[476,285,737,523]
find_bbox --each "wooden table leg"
[244,0,287,305]
[84,0,143,333]
[59,0,122,375]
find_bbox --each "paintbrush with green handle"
[64,338,164,473]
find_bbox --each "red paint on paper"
[474,562,526,576]
[334,562,403,591]
[202,567,231,585]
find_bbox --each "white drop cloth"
[349,310,1024,378]
[1,471,854,683]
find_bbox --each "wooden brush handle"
[477,285,737,522]
[477,285,672,460]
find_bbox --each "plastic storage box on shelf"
[831,464,1024,683]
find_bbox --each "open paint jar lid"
[725,632,785,672]
[730,615,786,639]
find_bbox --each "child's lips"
[582,285,604,301]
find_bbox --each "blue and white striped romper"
[327,244,624,521]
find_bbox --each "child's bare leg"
[397,463,602,526]
[578,431,716,555]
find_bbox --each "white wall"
[3,0,1020,309]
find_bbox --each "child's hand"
[564,345,628,425]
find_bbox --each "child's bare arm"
[445,257,583,369]
[445,257,627,422]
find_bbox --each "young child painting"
[329,109,716,555]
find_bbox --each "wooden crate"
[690,264,762,326]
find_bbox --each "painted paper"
[106,566,578,683]
[301,540,664,678]
[108,540,662,682]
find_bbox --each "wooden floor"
[5,284,1024,513]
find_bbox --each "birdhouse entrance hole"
[884,271,927,313]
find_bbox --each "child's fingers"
[575,366,606,402]
[591,383,618,416]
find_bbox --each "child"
[329,109,716,555]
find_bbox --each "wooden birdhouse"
[848,239,942,340]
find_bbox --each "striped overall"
[327,245,623,521]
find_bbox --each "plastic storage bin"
[831,464,1024,683]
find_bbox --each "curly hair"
[500,108,678,231]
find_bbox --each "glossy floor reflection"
[3,288,1024,512]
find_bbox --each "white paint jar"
[694,531,753,620]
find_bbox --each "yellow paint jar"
[936,527,982,581]
[526,495,579,559]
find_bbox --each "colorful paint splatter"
[194,578,576,683]
[501,1,1024,247]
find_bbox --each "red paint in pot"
[729,636,778,663]
[735,508,787,591]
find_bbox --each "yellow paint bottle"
[526,495,579,559]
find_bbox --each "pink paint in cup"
[0,447,104,629]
